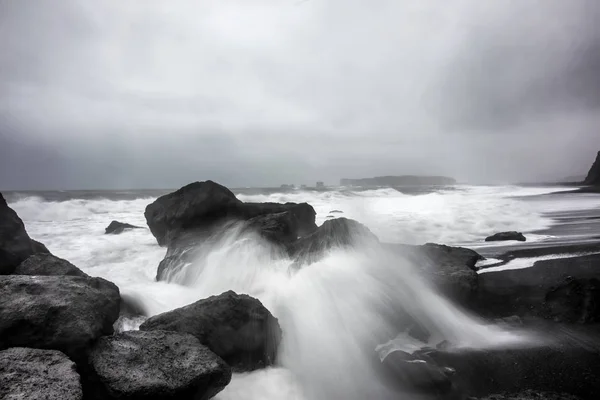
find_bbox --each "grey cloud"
[1,0,599,189]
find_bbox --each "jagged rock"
[391,243,483,305]
[87,330,231,400]
[140,290,281,372]
[0,275,120,362]
[0,347,82,400]
[485,232,526,242]
[289,218,379,267]
[0,193,49,274]
[104,220,141,235]
[144,181,316,247]
[14,253,88,277]
[583,150,600,185]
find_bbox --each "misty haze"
[1,1,600,400]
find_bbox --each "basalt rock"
[0,275,120,362]
[289,217,379,267]
[0,192,50,275]
[0,347,82,400]
[485,232,526,242]
[14,253,88,277]
[104,220,141,235]
[583,150,600,185]
[87,330,231,400]
[140,290,281,372]
[144,181,317,247]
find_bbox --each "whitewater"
[6,184,599,399]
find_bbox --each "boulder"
[390,243,483,305]
[485,232,526,242]
[0,193,49,274]
[379,350,455,395]
[0,275,120,362]
[583,150,600,185]
[104,220,141,235]
[144,181,316,247]
[140,290,281,372]
[544,276,600,323]
[87,330,231,400]
[0,347,82,400]
[289,218,379,267]
[14,253,88,277]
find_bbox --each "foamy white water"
[8,184,584,399]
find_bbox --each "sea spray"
[155,223,530,399]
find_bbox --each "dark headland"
[340,175,456,186]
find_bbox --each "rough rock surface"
[289,218,379,267]
[0,347,82,400]
[391,243,483,304]
[485,232,526,242]
[0,275,120,361]
[140,290,281,372]
[104,220,141,234]
[0,192,49,275]
[87,330,231,400]
[583,150,600,185]
[144,181,316,246]
[14,253,88,277]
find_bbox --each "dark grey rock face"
[289,217,379,267]
[583,150,600,185]
[0,347,82,400]
[144,181,316,247]
[0,275,120,361]
[389,242,483,305]
[0,193,48,275]
[470,391,582,400]
[14,253,88,277]
[104,220,141,234]
[145,181,317,280]
[140,290,281,372]
[87,330,231,400]
[485,231,526,242]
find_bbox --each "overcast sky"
[1,0,599,189]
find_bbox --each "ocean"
[5,184,600,399]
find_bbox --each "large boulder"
[14,253,88,277]
[0,347,82,400]
[485,231,526,242]
[144,181,317,247]
[289,218,379,267]
[104,220,141,235]
[0,193,49,275]
[140,290,281,372]
[390,243,483,305]
[87,330,231,400]
[583,150,600,185]
[0,275,120,362]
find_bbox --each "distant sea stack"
[583,151,600,185]
[340,175,456,187]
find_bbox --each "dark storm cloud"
[1,0,599,189]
